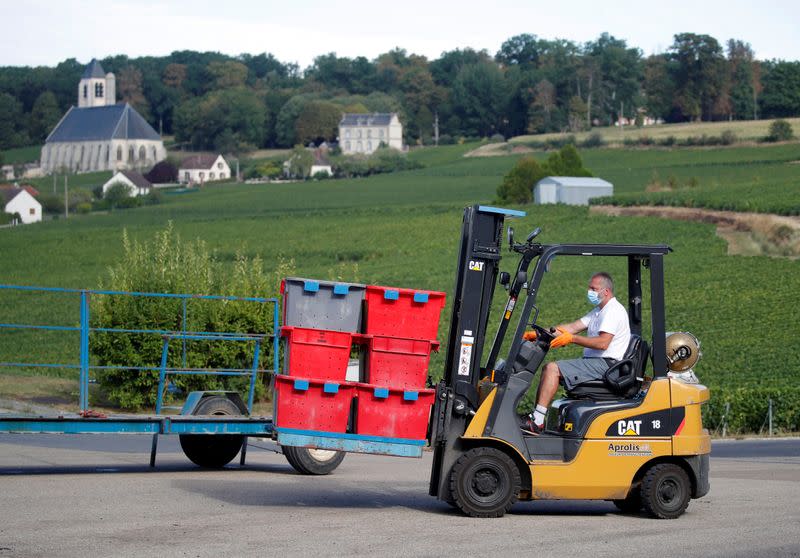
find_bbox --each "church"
[40,59,166,174]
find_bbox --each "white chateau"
[40,59,166,174]
[338,113,403,155]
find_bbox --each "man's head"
[588,272,614,307]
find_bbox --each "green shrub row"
[703,386,800,434]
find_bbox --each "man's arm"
[571,331,614,351]
[557,319,587,335]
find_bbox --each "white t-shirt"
[579,297,631,360]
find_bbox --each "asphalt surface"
[0,435,798,557]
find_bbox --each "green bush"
[496,144,593,204]
[765,119,794,142]
[704,386,800,434]
[91,223,295,409]
[38,193,64,215]
[581,133,605,148]
[75,202,92,214]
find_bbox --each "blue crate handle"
[303,280,320,293]
[373,387,390,399]
[323,382,340,394]
[333,284,350,296]
[403,391,419,401]
[413,292,429,303]
[384,289,399,301]
[293,379,310,391]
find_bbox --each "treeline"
[1,33,799,152]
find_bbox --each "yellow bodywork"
[462,378,710,500]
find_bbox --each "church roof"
[82,59,106,79]
[46,104,160,143]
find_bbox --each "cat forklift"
[428,205,710,518]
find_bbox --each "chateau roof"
[45,104,160,143]
[340,113,396,127]
[82,59,107,79]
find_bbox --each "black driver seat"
[565,334,650,401]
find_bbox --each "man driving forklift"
[521,272,630,434]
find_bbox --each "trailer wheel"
[641,463,691,519]
[179,396,244,468]
[450,447,520,518]
[282,445,346,475]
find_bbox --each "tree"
[727,40,758,120]
[528,79,556,133]
[584,34,643,126]
[104,182,137,209]
[145,160,178,183]
[294,100,341,145]
[274,94,315,147]
[760,61,800,118]
[496,34,542,67]
[669,33,727,121]
[496,157,546,204]
[207,60,248,89]
[0,92,27,149]
[285,146,313,178]
[643,54,676,121]
[29,91,61,142]
[174,88,266,150]
[451,61,509,136]
[118,65,151,120]
[766,119,794,142]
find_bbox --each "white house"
[40,59,167,174]
[1,186,42,224]
[178,154,230,184]
[310,149,332,177]
[102,170,152,197]
[1,165,14,181]
[534,176,613,206]
[339,113,403,155]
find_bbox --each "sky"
[1,0,798,69]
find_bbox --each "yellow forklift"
[428,205,710,518]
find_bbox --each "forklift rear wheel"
[641,463,691,519]
[179,396,244,468]
[450,447,521,518]
[283,445,346,475]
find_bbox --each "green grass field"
[1,141,798,430]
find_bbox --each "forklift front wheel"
[641,463,691,519]
[450,447,521,518]
[282,445,346,475]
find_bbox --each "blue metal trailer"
[0,284,424,474]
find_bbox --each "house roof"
[82,59,107,79]
[340,113,396,127]
[180,154,223,170]
[116,170,151,190]
[0,185,26,205]
[537,176,613,188]
[46,103,160,143]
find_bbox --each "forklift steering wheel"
[532,324,558,344]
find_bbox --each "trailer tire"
[179,396,244,468]
[641,463,691,519]
[282,446,346,475]
[450,447,520,518]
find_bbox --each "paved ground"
[0,435,798,557]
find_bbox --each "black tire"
[612,489,643,513]
[641,463,691,519]
[179,396,244,469]
[282,446,346,475]
[449,447,521,518]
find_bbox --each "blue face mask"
[587,289,602,306]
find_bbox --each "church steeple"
[78,59,115,108]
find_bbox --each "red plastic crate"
[281,326,352,381]
[362,335,437,389]
[354,383,435,440]
[364,286,445,340]
[274,375,354,433]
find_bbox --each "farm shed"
[1,185,42,224]
[534,176,613,205]
[102,170,152,197]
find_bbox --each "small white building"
[534,176,613,206]
[102,170,152,197]
[1,165,14,181]
[310,149,332,177]
[1,186,42,224]
[178,154,230,184]
[339,113,403,155]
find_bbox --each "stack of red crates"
[275,279,445,441]
[354,286,444,440]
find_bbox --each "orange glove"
[522,330,538,341]
[549,327,573,349]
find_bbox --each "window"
[128,146,134,162]
[199,172,205,181]
[367,129,372,138]
[185,171,190,182]
[83,85,87,99]
[210,172,215,179]
[217,162,223,169]
[345,141,351,150]
[356,141,362,152]
[345,129,351,139]
[357,130,362,138]
[139,146,146,160]
[116,146,121,161]
[95,83,103,98]
[29,208,35,215]
[220,173,226,179]
[379,129,385,138]
[367,140,372,151]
